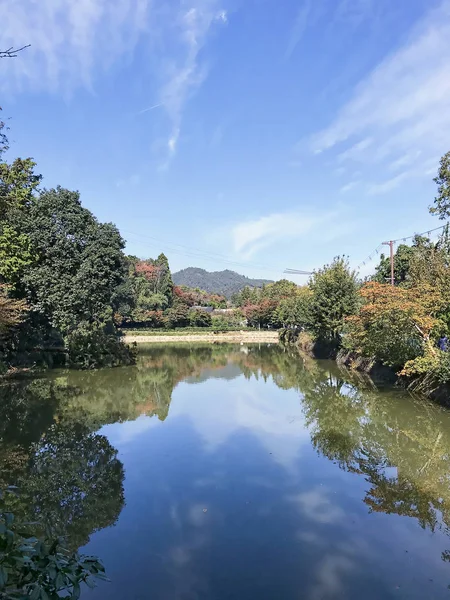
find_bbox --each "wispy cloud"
[0,0,151,94]
[0,0,227,166]
[231,209,351,259]
[285,0,377,60]
[157,3,228,165]
[367,171,409,195]
[285,0,315,60]
[340,181,359,193]
[308,1,450,190]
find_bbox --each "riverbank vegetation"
[279,151,450,397]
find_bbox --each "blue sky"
[1,0,449,281]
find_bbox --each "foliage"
[0,288,26,339]
[241,299,277,328]
[164,303,190,328]
[173,286,226,309]
[345,282,443,368]
[211,311,243,330]
[189,309,212,328]
[430,150,450,219]
[373,243,415,285]
[0,109,8,157]
[22,187,126,334]
[0,489,107,600]
[308,257,359,343]
[0,226,34,290]
[65,324,136,369]
[275,286,312,328]
[0,159,41,219]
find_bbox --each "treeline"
[114,257,237,329]
[0,110,248,372]
[278,151,450,396]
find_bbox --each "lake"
[2,343,450,599]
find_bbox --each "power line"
[390,224,447,244]
[122,229,286,275]
[356,223,449,272]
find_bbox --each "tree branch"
[0,45,31,59]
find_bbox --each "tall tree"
[308,257,359,344]
[22,187,126,334]
[430,150,450,219]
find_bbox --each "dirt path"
[124,331,279,344]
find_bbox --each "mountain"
[172,268,273,298]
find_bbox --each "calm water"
[2,344,450,599]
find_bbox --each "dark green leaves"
[1,499,108,599]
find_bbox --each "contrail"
[138,103,163,115]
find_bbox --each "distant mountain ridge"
[172,268,273,298]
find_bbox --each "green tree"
[155,253,173,305]
[430,150,450,219]
[0,159,41,294]
[276,286,312,328]
[23,188,124,332]
[189,309,212,327]
[308,257,358,344]
[18,187,134,367]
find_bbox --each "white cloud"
[0,0,151,94]
[231,209,348,258]
[337,138,373,162]
[0,0,227,165]
[367,171,409,195]
[285,0,315,60]
[157,4,228,162]
[340,181,359,193]
[285,0,375,60]
[309,1,450,188]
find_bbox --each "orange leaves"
[135,261,162,282]
[355,281,442,340]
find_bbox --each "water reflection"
[2,344,450,597]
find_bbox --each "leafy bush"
[65,324,136,369]
[344,282,443,368]
[189,310,212,328]
[1,488,107,599]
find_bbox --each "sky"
[1,0,449,282]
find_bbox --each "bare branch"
[0,45,31,59]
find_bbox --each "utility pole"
[382,240,395,286]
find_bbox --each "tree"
[16,187,134,367]
[241,299,277,328]
[308,257,358,344]
[0,159,41,294]
[345,281,443,368]
[0,286,26,339]
[189,309,212,327]
[430,150,450,219]
[276,286,312,328]
[0,44,30,58]
[23,187,125,333]
[262,279,298,301]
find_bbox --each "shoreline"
[124,331,279,344]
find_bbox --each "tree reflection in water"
[2,343,450,561]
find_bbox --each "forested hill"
[172,268,273,298]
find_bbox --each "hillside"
[172,268,273,298]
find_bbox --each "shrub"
[189,310,212,328]
[65,324,136,369]
[0,488,107,599]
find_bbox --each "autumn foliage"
[345,282,443,368]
